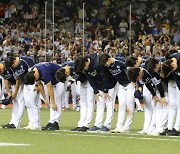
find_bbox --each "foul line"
[30,131,180,142]
[0,142,31,146]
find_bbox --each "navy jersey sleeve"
[85,53,100,94]
[76,72,87,83]
[100,66,109,93]
[173,73,180,91]
[152,73,165,97]
[85,73,99,94]
[142,69,165,97]
[145,83,156,96]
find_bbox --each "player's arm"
[151,74,166,106]
[101,66,111,100]
[12,78,21,99]
[36,80,49,106]
[4,79,11,96]
[85,74,99,94]
[46,81,57,111]
[145,83,159,105]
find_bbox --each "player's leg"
[167,80,177,131]
[99,86,116,132]
[137,85,152,134]
[82,82,95,130]
[172,86,180,135]
[135,98,143,112]
[48,82,64,130]
[71,83,77,110]
[64,90,70,109]
[148,90,163,135]
[23,84,40,130]
[112,84,127,132]
[122,82,135,132]
[91,91,105,130]
[12,86,25,128]
[75,82,87,130]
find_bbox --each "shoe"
[28,126,40,130]
[147,131,160,136]
[71,127,82,131]
[23,125,31,129]
[78,126,89,132]
[137,130,147,135]
[118,129,130,133]
[2,123,11,128]
[111,128,121,133]
[167,128,179,136]
[76,106,80,111]
[98,126,109,133]
[136,108,144,112]
[87,126,100,133]
[9,124,16,128]
[159,129,169,136]
[47,122,59,130]
[114,109,118,112]
[2,123,16,129]
[42,123,52,130]
[0,104,6,109]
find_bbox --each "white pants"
[77,82,95,127]
[94,86,116,128]
[116,82,135,131]
[168,80,180,131]
[135,98,143,110]
[49,82,64,124]
[0,77,5,109]
[9,85,25,128]
[153,91,169,132]
[22,84,40,128]
[142,85,154,132]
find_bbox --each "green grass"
[0,107,179,154]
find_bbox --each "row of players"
[0,50,179,136]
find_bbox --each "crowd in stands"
[0,0,179,64]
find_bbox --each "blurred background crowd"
[0,0,179,64]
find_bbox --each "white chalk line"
[0,142,31,146]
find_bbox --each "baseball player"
[144,57,168,136]
[75,53,117,133]
[99,53,135,133]
[62,79,77,110]
[56,61,95,131]
[0,62,24,129]
[25,62,64,130]
[0,75,6,109]
[160,52,180,136]
[126,56,164,135]
[127,64,166,134]
[125,56,144,112]
[5,55,40,130]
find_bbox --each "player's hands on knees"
[33,86,40,93]
[7,92,12,97]
[153,95,159,106]
[95,93,100,102]
[52,103,58,111]
[12,91,18,100]
[104,93,111,101]
[44,98,50,107]
[159,97,167,107]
